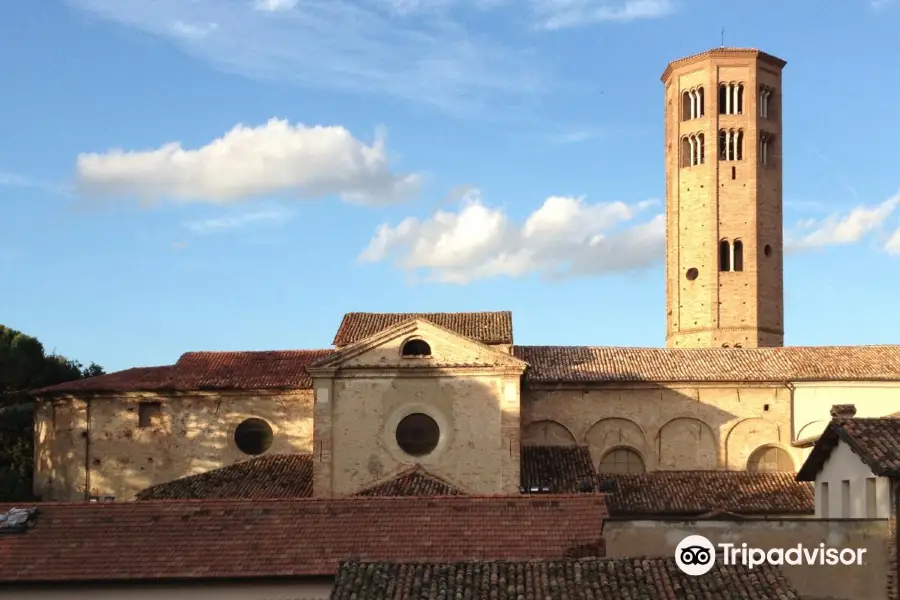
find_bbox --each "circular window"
[234,418,273,455]
[685,268,698,281]
[764,244,772,257]
[395,413,440,457]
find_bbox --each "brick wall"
[663,50,784,349]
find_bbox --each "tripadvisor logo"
[674,535,867,576]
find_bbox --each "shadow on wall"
[34,389,315,501]
[520,376,795,473]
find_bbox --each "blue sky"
[1,0,899,373]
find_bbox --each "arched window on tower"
[719,240,730,271]
[733,240,744,271]
[682,87,705,121]
[718,129,744,161]
[760,132,774,166]
[681,134,704,167]
[719,82,744,115]
[759,85,774,118]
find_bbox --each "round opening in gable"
[395,413,440,457]
[685,268,699,281]
[234,418,273,456]
[764,244,772,257]
[401,339,432,357]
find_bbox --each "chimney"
[830,404,857,420]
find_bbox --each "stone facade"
[307,319,526,497]
[664,49,785,349]
[34,373,900,501]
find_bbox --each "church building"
[32,47,900,503]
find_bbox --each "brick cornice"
[661,47,787,83]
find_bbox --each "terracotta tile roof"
[166,350,332,389]
[602,471,814,517]
[30,366,175,394]
[32,349,333,394]
[332,312,513,346]
[514,345,900,383]
[797,417,900,481]
[135,454,313,500]
[0,495,607,583]
[520,446,599,493]
[332,557,800,600]
[355,466,465,496]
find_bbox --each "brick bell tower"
[661,48,786,348]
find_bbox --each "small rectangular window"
[841,480,851,518]
[866,478,877,518]
[138,401,162,428]
[821,481,829,517]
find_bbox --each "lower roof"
[134,451,812,517]
[601,471,814,517]
[797,417,900,481]
[332,557,800,600]
[0,495,607,584]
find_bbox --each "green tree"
[0,325,104,501]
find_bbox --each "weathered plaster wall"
[604,517,891,600]
[34,399,88,501]
[33,390,314,501]
[320,374,520,496]
[521,383,796,471]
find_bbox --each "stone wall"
[603,517,892,600]
[318,374,520,496]
[522,382,797,472]
[33,390,315,501]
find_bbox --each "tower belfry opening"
[661,48,786,348]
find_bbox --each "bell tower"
[662,48,786,348]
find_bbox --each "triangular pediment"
[307,318,527,373]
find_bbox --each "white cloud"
[172,21,218,38]
[885,228,900,255]
[358,189,664,283]
[184,206,295,234]
[254,0,300,12]
[0,171,71,196]
[785,193,900,250]
[75,118,421,205]
[64,0,672,115]
[64,0,546,115]
[535,0,675,29]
